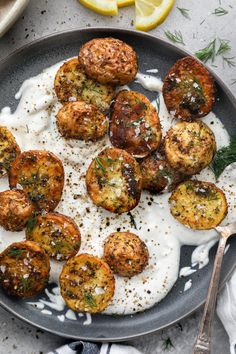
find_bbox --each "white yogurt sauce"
[135,72,163,93]
[179,267,196,277]
[83,313,92,326]
[0,61,235,317]
[184,279,192,292]
[41,309,52,315]
[65,309,77,321]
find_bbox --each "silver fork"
[193,222,236,354]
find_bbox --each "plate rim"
[0,26,236,342]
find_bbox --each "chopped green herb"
[54,241,76,254]
[162,337,174,350]
[223,56,236,67]
[195,39,216,63]
[212,6,228,16]
[177,7,190,19]
[164,30,185,45]
[8,248,27,260]
[127,211,137,229]
[27,217,37,233]
[156,168,172,180]
[84,292,96,307]
[20,277,32,292]
[154,96,160,113]
[216,39,231,56]
[212,136,236,179]
[95,157,106,173]
[231,79,236,85]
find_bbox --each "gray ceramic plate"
[0,28,236,342]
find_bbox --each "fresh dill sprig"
[164,30,185,45]
[231,79,236,85]
[212,136,236,179]
[177,7,190,19]
[8,248,27,260]
[127,211,137,229]
[20,277,32,292]
[95,157,106,173]
[223,56,236,67]
[195,39,216,62]
[27,217,37,233]
[212,6,228,16]
[216,39,231,56]
[84,292,96,307]
[162,337,174,351]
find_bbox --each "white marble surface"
[0,0,235,353]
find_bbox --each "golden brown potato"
[164,121,216,175]
[140,154,186,193]
[169,180,227,230]
[163,56,215,120]
[56,101,108,141]
[109,90,162,158]
[26,212,81,261]
[0,241,50,298]
[9,150,64,212]
[78,38,138,85]
[54,58,115,112]
[60,253,115,313]
[0,126,21,177]
[103,232,149,277]
[0,190,34,231]
[86,147,142,214]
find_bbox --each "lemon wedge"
[117,0,134,7]
[135,0,175,31]
[79,0,118,16]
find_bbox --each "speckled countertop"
[0,0,235,353]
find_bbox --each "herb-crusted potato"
[54,58,115,112]
[103,232,149,277]
[0,126,21,177]
[26,213,81,261]
[169,180,227,230]
[163,56,215,120]
[164,121,216,175]
[56,101,108,141]
[86,147,142,214]
[109,91,162,158]
[140,154,186,193]
[78,38,138,85]
[0,241,50,298]
[0,190,34,231]
[9,150,64,211]
[60,253,115,313]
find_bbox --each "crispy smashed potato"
[56,101,108,141]
[163,56,215,120]
[169,180,227,229]
[60,253,115,313]
[103,232,149,277]
[109,90,162,158]
[0,126,20,177]
[54,58,115,112]
[164,121,216,175]
[9,150,64,212]
[140,154,186,193]
[86,147,142,214]
[26,212,81,261]
[0,190,34,231]
[79,38,138,85]
[0,241,50,298]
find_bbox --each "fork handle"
[193,236,228,354]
